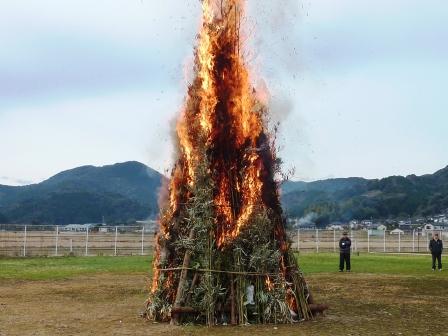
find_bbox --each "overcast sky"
[1,0,448,185]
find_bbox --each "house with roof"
[390,228,405,235]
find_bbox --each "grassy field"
[0,252,442,280]
[0,255,152,280]
[0,253,447,335]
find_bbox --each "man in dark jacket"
[339,232,352,272]
[429,233,443,271]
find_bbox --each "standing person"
[339,231,352,272]
[429,233,443,271]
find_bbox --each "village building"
[390,228,404,235]
[376,224,387,231]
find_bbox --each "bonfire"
[146,0,316,326]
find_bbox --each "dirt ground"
[1,272,447,336]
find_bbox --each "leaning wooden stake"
[185,271,199,305]
[287,252,312,320]
[171,229,195,325]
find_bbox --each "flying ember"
[146,0,318,326]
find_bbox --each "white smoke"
[297,212,317,227]
[248,0,303,79]
[247,0,314,182]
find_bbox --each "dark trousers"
[432,253,442,270]
[339,252,351,271]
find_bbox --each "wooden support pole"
[171,306,197,314]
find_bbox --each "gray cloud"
[0,1,200,108]
[1,0,448,184]
[1,39,162,98]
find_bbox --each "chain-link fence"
[1,224,447,257]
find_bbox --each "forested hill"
[0,161,164,225]
[281,166,448,226]
[1,162,447,226]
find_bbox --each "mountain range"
[0,162,163,225]
[0,161,447,226]
[282,166,448,226]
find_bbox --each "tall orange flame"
[151,0,287,293]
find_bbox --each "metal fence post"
[333,229,336,252]
[23,225,27,257]
[141,226,145,256]
[297,228,300,252]
[426,232,429,252]
[85,227,89,256]
[114,226,118,256]
[55,226,59,256]
[417,230,420,252]
[412,229,415,252]
[367,230,370,253]
[8,226,442,258]
[350,230,354,253]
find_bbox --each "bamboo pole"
[207,229,214,327]
[230,275,236,325]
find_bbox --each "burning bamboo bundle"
[146,0,315,326]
